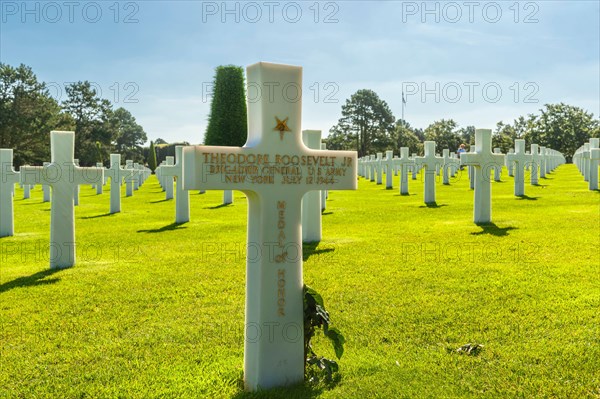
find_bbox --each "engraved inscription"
[201,151,353,186]
[277,268,285,316]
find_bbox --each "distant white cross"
[415,141,443,204]
[21,131,104,268]
[506,140,532,196]
[0,149,21,237]
[460,129,505,224]
[160,146,190,223]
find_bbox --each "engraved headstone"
[183,62,357,391]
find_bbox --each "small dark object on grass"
[456,343,484,356]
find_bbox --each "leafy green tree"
[523,103,599,156]
[491,122,515,153]
[0,63,70,165]
[154,138,167,145]
[458,125,476,148]
[148,140,157,172]
[62,81,113,165]
[328,89,395,156]
[393,120,421,154]
[204,65,247,146]
[111,107,147,162]
[424,119,461,153]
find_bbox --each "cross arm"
[183,145,357,193]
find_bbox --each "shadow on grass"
[419,202,448,208]
[321,211,333,216]
[137,222,187,233]
[303,241,336,262]
[20,201,46,205]
[0,269,62,294]
[516,195,539,201]
[231,373,338,399]
[394,193,414,197]
[80,213,115,219]
[531,183,548,188]
[150,198,172,203]
[471,223,517,237]
[204,203,232,209]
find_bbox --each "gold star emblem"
[274,116,291,141]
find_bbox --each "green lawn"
[1,164,598,398]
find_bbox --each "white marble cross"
[183,62,357,391]
[582,143,591,182]
[493,148,502,182]
[415,141,443,204]
[369,154,376,182]
[530,144,540,185]
[105,154,134,214]
[468,148,475,190]
[163,156,174,200]
[42,162,51,203]
[375,152,383,185]
[589,138,599,190]
[442,149,459,185]
[73,158,80,206]
[21,131,103,268]
[506,149,514,177]
[384,150,394,189]
[411,153,418,180]
[95,163,104,194]
[506,140,531,196]
[133,162,140,191]
[301,130,322,242]
[460,129,505,224]
[160,146,190,224]
[539,146,547,178]
[396,147,414,195]
[0,149,21,237]
[320,143,327,211]
[125,160,136,197]
[23,181,31,199]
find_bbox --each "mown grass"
[1,164,598,398]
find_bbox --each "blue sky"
[2,1,599,144]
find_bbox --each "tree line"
[0,63,148,167]
[4,63,598,168]
[327,89,600,160]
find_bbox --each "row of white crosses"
[357,143,461,203]
[1,139,152,241]
[573,138,599,190]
